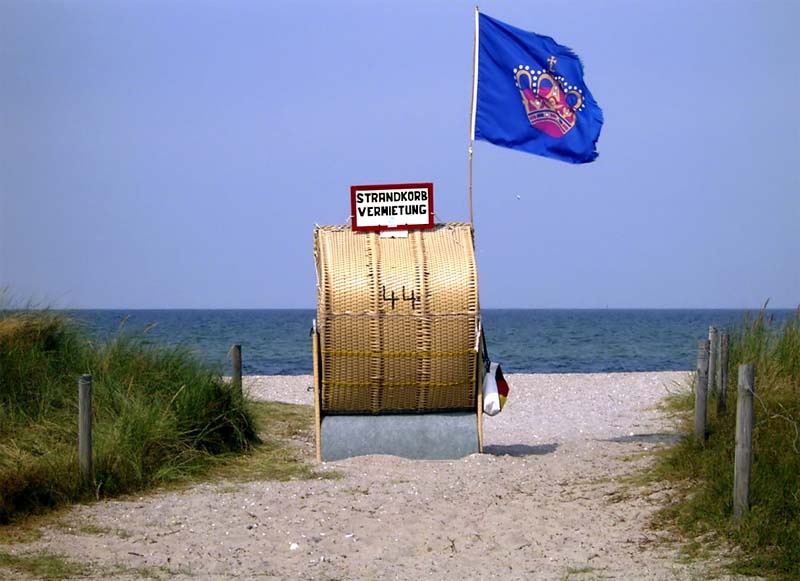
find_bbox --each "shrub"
[0,311,258,523]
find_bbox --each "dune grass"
[651,308,800,579]
[0,550,89,579]
[0,310,261,524]
[205,400,341,483]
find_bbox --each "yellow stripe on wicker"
[322,350,476,358]
[322,380,472,388]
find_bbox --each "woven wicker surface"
[315,223,479,413]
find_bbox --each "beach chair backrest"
[314,223,480,413]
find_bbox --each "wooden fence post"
[717,333,729,416]
[78,374,93,483]
[734,364,755,519]
[694,339,710,441]
[708,326,718,399]
[231,344,242,396]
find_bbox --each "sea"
[60,309,795,376]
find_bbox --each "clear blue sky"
[1,0,798,309]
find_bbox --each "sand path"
[4,372,743,579]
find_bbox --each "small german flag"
[483,362,510,416]
[495,364,509,410]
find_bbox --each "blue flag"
[472,12,603,164]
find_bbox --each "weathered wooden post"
[717,333,729,416]
[708,326,718,399]
[694,339,710,441]
[78,374,93,483]
[230,344,242,396]
[734,364,755,519]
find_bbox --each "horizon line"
[36,305,800,311]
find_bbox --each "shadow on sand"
[483,443,559,457]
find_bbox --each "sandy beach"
[3,372,744,580]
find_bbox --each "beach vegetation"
[205,400,341,483]
[0,310,260,524]
[0,549,89,579]
[651,307,800,579]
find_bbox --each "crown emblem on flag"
[514,64,585,138]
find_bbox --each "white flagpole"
[468,5,480,227]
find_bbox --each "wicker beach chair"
[312,223,485,460]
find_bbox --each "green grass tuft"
[0,550,89,579]
[206,401,342,483]
[650,307,800,579]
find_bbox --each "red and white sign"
[350,182,434,232]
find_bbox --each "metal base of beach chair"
[311,320,485,461]
[320,412,480,461]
